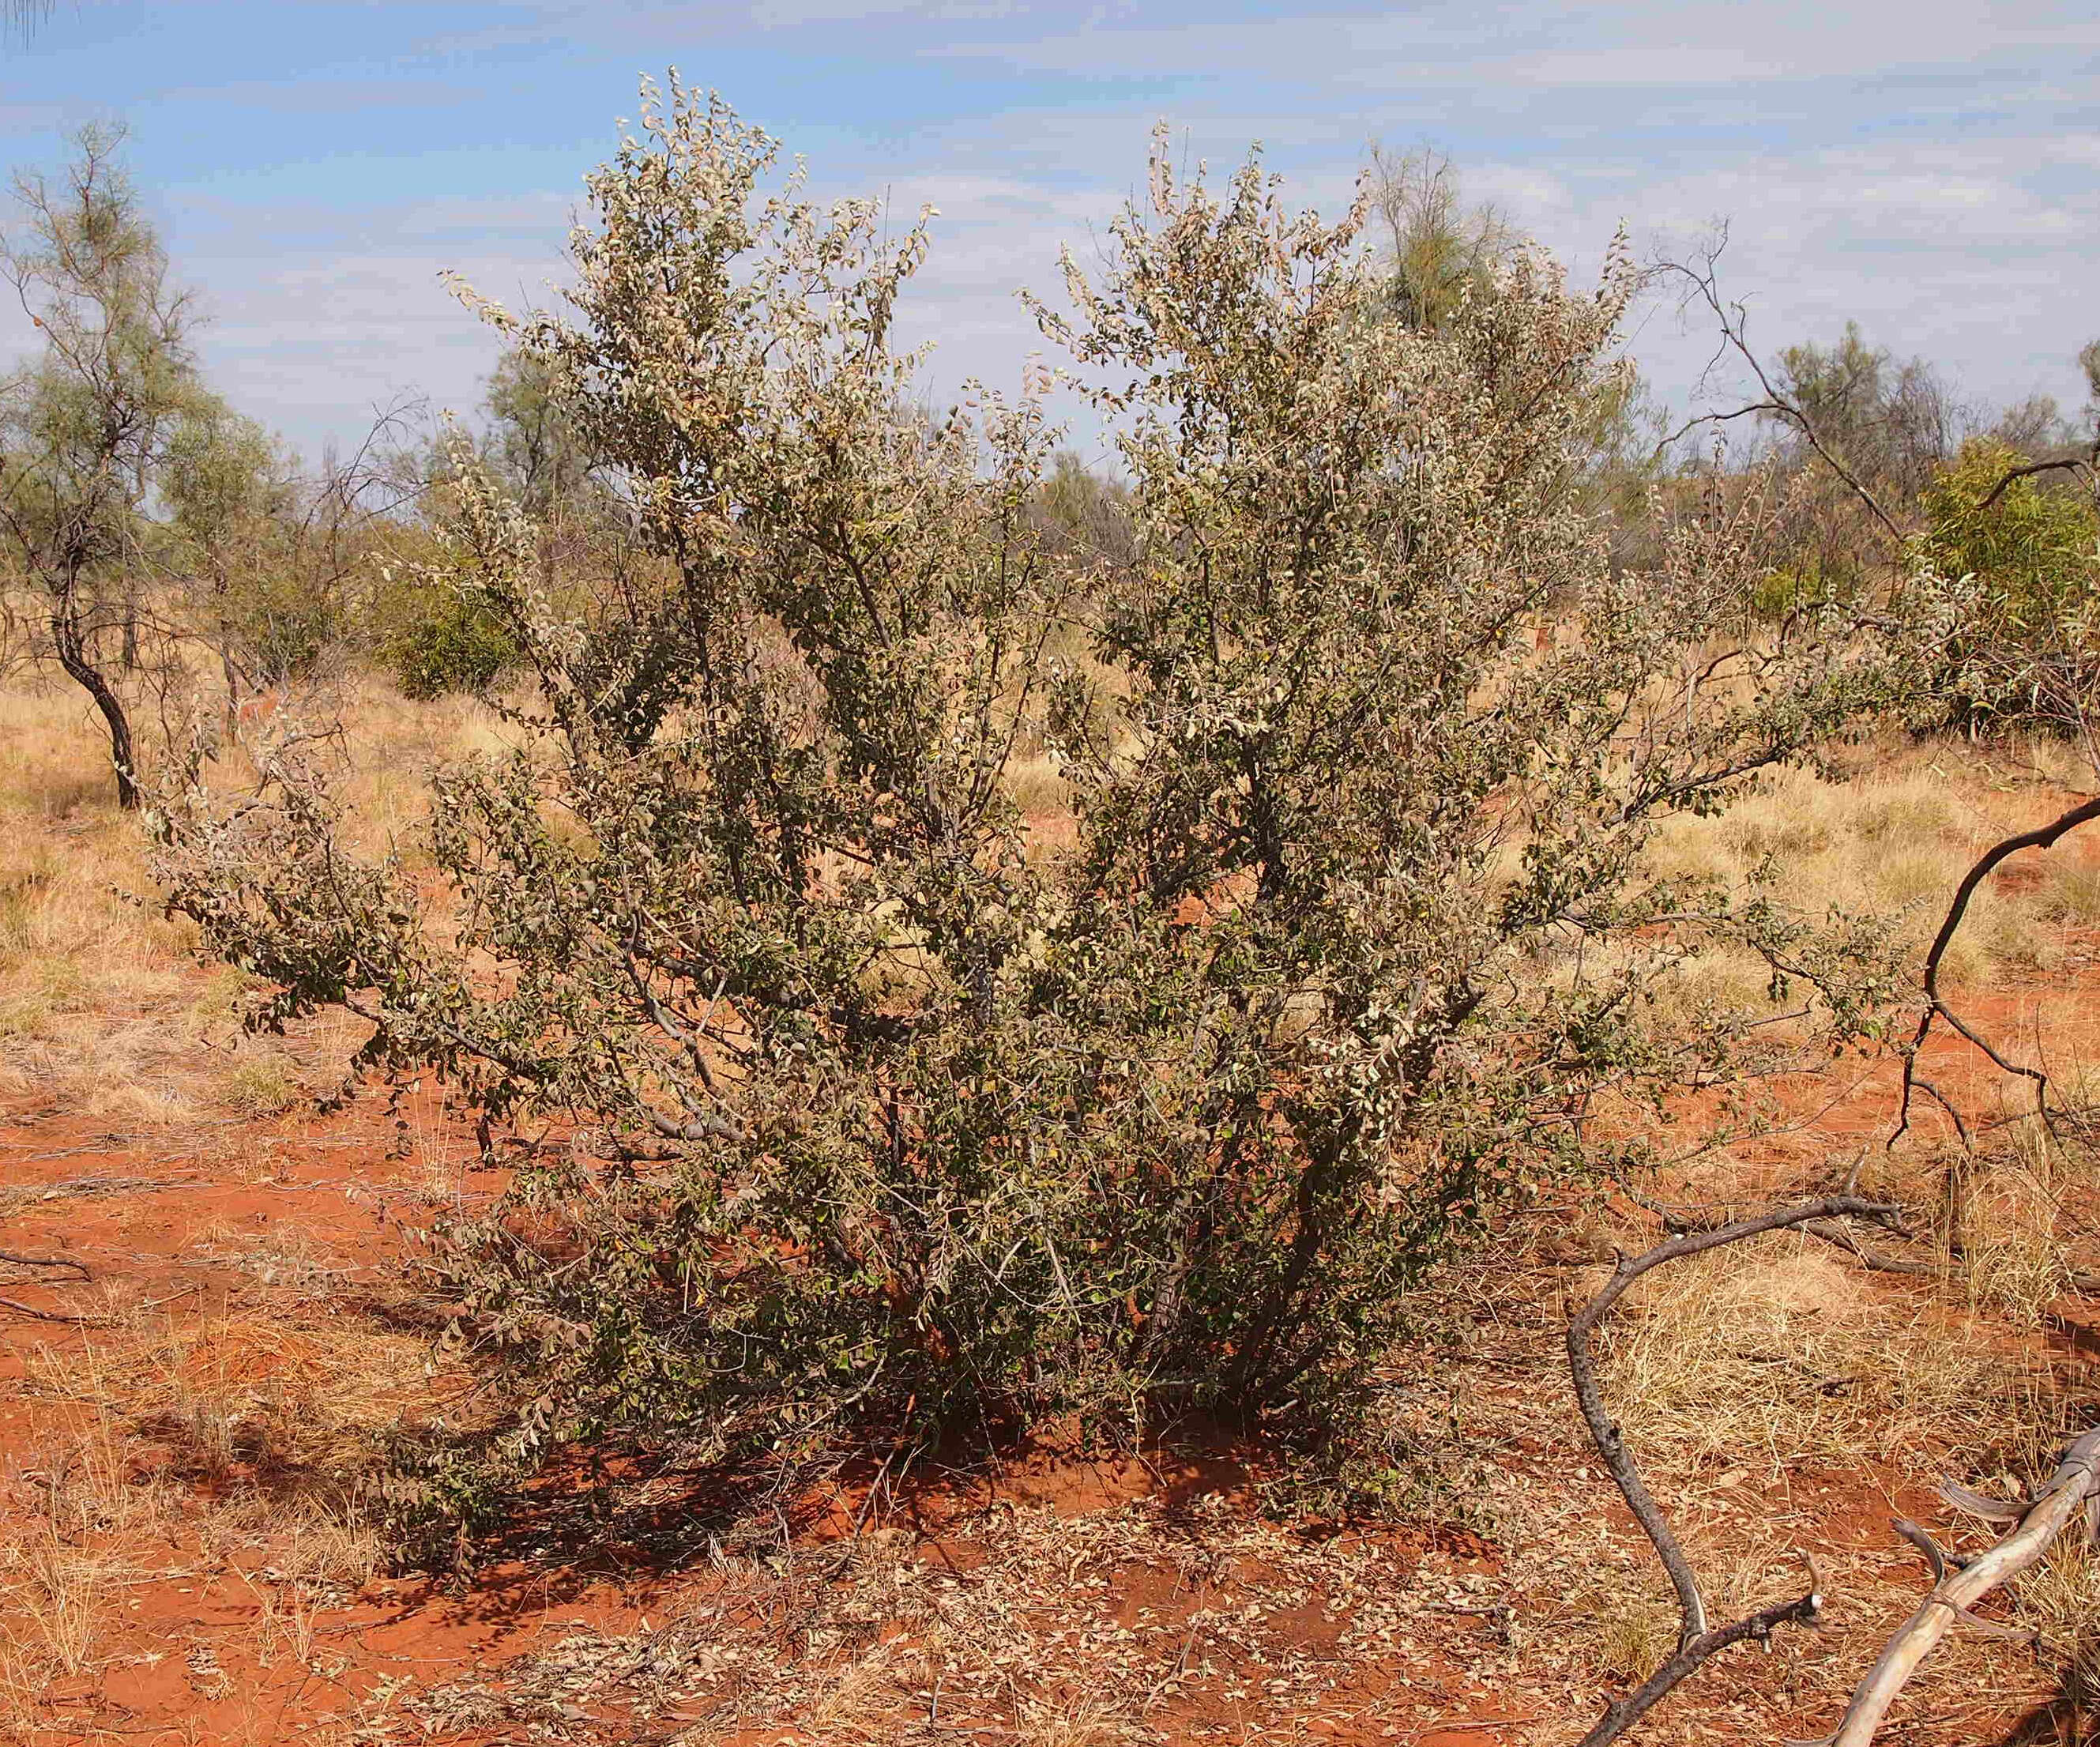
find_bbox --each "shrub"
[1915,438,2100,730]
[152,83,1913,1516]
[378,577,519,699]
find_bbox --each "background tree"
[1774,322,1966,501]
[480,345,593,520]
[0,123,204,808]
[1032,448,1134,572]
[164,399,429,711]
[1364,145,1515,334]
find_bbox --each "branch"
[1973,444,2099,515]
[1797,1218,2100,1298]
[0,1249,90,1280]
[1818,1429,2099,1746]
[1891,794,2100,1146]
[1583,1572,1825,1747]
[1567,1195,1901,1746]
[0,1294,105,1326]
[1653,236,1902,545]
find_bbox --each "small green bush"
[1917,439,2100,730]
[381,582,518,698]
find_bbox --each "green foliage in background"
[1916,439,2099,730]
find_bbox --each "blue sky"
[3,1,2094,468]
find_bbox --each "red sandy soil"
[2,897,2095,1745]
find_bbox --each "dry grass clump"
[1590,1596,1677,1683]
[1952,1162,2078,1323]
[1003,749,1071,819]
[316,676,516,862]
[215,1049,303,1116]
[1013,1689,1134,1747]
[1638,748,2078,1034]
[1599,1240,2016,1470]
[2038,857,2100,926]
[0,1532,115,1686]
[269,1498,385,1593]
[24,1302,438,1494]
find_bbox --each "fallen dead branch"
[0,1293,105,1325]
[1808,1429,2100,1746]
[1566,1194,1904,1747]
[0,1173,204,1214]
[1567,1188,2098,1745]
[0,1248,90,1279]
[1797,1218,2100,1298]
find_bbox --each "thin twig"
[0,1248,90,1279]
[0,1293,105,1326]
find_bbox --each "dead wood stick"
[0,1249,90,1280]
[1567,1195,1899,1747]
[0,1293,105,1326]
[1891,794,2100,1147]
[1820,1429,2099,1747]
[1797,1219,2100,1296]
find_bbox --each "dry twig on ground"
[1811,1429,2100,1746]
[1566,1194,1904,1747]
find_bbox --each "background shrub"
[378,578,519,699]
[1916,438,2100,731]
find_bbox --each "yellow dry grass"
[2015,1534,2100,1712]
[1599,1240,2028,1470]
[0,673,514,1120]
[0,1532,115,1691]
[24,1303,437,1482]
[1631,746,2094,1040]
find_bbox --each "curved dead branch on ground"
[1891,793,2100,1148]
[1566,1195,1903,1747]
[0,1294,103,1325]
[1567,1198,2099,1744]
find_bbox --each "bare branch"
[0,1293,104,1325]
[1653,235,1903,545]
[1567,1196,1901,1746]
[1891,793,2100,1145]
[0,1248,90,1279]
[1973,443,2099,514]
[1823,1429,2099,1745]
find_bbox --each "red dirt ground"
[3,879,2095,1745]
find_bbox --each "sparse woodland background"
[2,75,2099,1747]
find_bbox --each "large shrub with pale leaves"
[154,85,1909,1514]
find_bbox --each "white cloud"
[7,0,2093,462]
